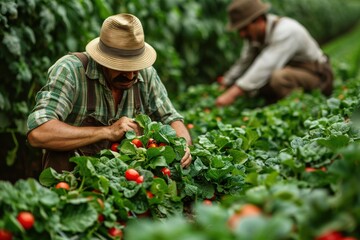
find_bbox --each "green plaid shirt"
[27,53,183,132]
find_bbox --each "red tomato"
[186,123,194,129]
[147,138,157,148]
[17,211,35,230]
[108,227,123,238]
[228,204,262,230]
[55,181,70,190]
[146,191,154,199]
[125,169,140,181]
[158,142,167,147]
[315,231,343,240]
[131,138,143,148]
[98,214,105,223]
[0,229,13,240]
[136,175,144,184]
[110,143,120,152]
[161,167,171,177]
[305,167,326,172]
[147,143,158,148]
[203,199,212,205]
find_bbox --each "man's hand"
[108,116,141,142]
[215,85,244,107]
[180,146,192,168]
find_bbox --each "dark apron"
[41,117,111,172]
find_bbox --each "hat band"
[99,40,145,57]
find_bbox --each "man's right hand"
[108,116,141,142]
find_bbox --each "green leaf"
[39,168,61,187]
[60,203,97,232]
[317,135,350,150]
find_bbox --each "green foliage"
[1,0,360,168]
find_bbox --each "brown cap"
[227,0,270,31]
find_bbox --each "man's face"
[107,69,139,90]
[238,18,265,43]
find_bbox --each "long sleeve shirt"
[223,14,326,91]
[27,53,183,132]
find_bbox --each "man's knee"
[269,69,296,98]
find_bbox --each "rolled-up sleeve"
[27,56,78,132]
[143,68,183,125]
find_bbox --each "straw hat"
[227,0,270,31]
[86,13,157,71]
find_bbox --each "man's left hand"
[180,146,192,168]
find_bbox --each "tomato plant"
[98,214,105,223]
[111,143,120,152]
[147,138,157,148]
[161,167,171,177]
[203,199,212,205]
[108,227,123,238]
[0,229,13,240]
[228,204,262,230]
[55,181,70,190]
[315,231,343,240]
[146,191,154,198]
[147,143,158,148]
[131,138,143,148]
[17,211,35,230]
[125,169,140,181]
[136,175,144,184]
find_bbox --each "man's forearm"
[170,120,193,146]
[27,119,111,151]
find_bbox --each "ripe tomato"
[305,167,326,173]
[131,138,143,148]
[203,199,212,205]
[147,143,158,148]
[186,123,194,129]
[146,191,154,199]
[125,169,140,181]
[110,143,120,152]
[98,214,105,223]
[136,175,144,184]
[228,204,262,230]
[161,167,171,177]
[17,211,35,230]
[108,227,123,238]
[0,229,12,240]
[158,142,167,147]
[147,138,157,148]
[315,231,343,240]
[55,181,70,190]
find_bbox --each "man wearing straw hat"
[27,13,192,171]
[216,0,333,106]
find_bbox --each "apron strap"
[71,52,96,113]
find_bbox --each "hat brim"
[86,37,157,71]
[226,3,270,31]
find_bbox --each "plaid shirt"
[27,53,183,132]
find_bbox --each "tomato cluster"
[125,169,143,184]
